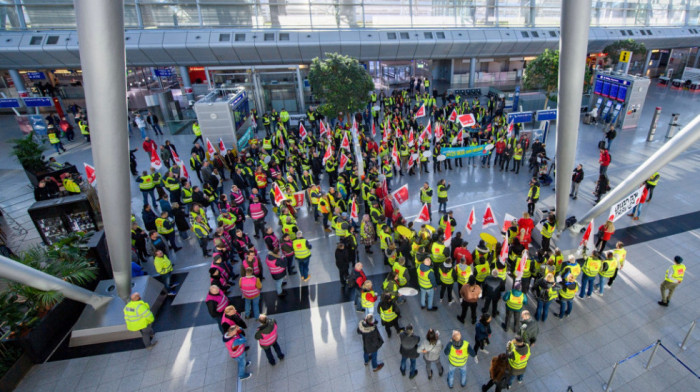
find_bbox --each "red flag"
[499,234,509,264]
[391,184,409,205]
[580,219,595,250]
[395,127,403,138]
[372,122,377,138]
[458,114,476,128]
[299,123,308,140]
[451,129,463,145]
[350,198,359,222]
[444,219,452,247]
[340,132,351,151]
[205,138,216,156]
[320,121,329,138]
[482,203,498,228]
[293,191,305,208]
[407,154,416,170]
[408,128,415,146]
[339,152,349,172]
[415,104,426,119]
[501,213,516,232]
[322,143,332,165]
[382,124,389,142]
[150,148,162,170]
[219,138,227,155]
[178,160,189,180]
[391,143,400,167]
[418,120,431,145]
[415,203,430,223]
[515,250,528,278]
[171,149,181,165]
[273,183,287,206]
[486,123,492,133]
[507,119,514,139]
[465,206,476,234]
[83,163,96,186]
[448,108,458,122]
[435,123,444,141]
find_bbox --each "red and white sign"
[434,123,444,141]
[451,129,463,145]
[448,109,458,122]
[391,143,400,167]
[415,104,426,119]
[407,154,416,170]
[391,184,409,205]
[273,183,287,206]
[580,219,595,250]
[179,160,189,180]
[515,251,528,279]
[415,203,431,223]
[219,138,227,155]
[444,219,453,247]
[465,206,476,234]
[83,163,96,186]
[320,121,330,138]
[340,133,351,151]
[499,233,509,264]
[486,123,492,134]
[322,144,333,165]
[205,138,216,156]
[299,123,308,140]
[507,119,514,139]
[372,122,377,138]
[408,128,415,146]
[293,191,305,208]
[482,203,497,228]
[350,198,359,222]
[502,213,517,233]
[458,114,476,128]
[150,148,162,170]
[339,152,349,172]
[608,185,645,222]
[171,149,181,165]
[418,120,431,145]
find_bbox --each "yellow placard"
[619,51,631,63]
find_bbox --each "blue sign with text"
[154,68,173,77]
[23,97,53,107]
[26,72,45,80]
[507,111,533,124]
[535,109,557,121]
[0,98,20,108]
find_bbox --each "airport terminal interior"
[1,1,700,392]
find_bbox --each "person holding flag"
[436,179,451,214]
[419,183,433,222]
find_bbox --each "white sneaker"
[481,349,490,354]
[474,356,479,364]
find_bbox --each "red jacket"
[453,247,473,265]
[143,139,157,154]
[598,225,615,241]
[599,150,611,167]
[495,140,506,154]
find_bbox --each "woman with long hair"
[596,220,615,252]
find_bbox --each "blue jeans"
[244,296,260,318]
[420,287,435,309]
[233,351,249,378]
[481,154,491,166]
[138,126,146,139]
[352,287,362,311]
[400,357,416,374]
[559,299,573,318]
[297,257,310,279]
[141,190,157,207]
[438,202,446,212]
[597,275,608,294]
[447,363,467,388]
[579,275,596,298]
[160,272,172,290]
[632,203,643,218]
[363,351,380,369]
[508,373,524,386]
[535,300,552,321]
[274,278,284,295]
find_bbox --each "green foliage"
[10,132,47,173]
[603,39,647,64]
[522,49,560,103]
[308,52,374,120]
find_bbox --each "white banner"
[608,185,645,222]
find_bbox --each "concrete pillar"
[554,0,592,233]
[693,48,699,68]
[577,114,700,226]
[642,50,653,77]
[74,0,132,301]
[469,57,477,88]
[179,65,194,104]
[8,69,28,97]
[296,66,305,113]
[0,255,111,309]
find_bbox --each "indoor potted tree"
[10,132,78,187]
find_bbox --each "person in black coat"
[399,324,420,378]
[335,242,352,287]
[481,269,505,317]
[171,203,190,239]
[594,173,610,203]
[357,315,385,372]
[141,204,158,232]
[192,186,210,207]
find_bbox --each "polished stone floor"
[4,82,700,392]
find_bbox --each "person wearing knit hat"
[501,281,527,332]
[659,255,686,306]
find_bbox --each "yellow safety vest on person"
[541,222,555,239]
[138,175,155,190]
[154,255,173,275]
[496,267,507,281]
[192,123,201,136]
[600,257,617,278]
[292,239,310,259]
[455,264,472,285]
[393,264,407,286]
[665,264,685,283]
[559,282,578,300]
[420,188,432,204]
[527,186,540,200]
[582,257,602,277]
[437,185,448,199]
[439,269,454,285]
[379,304,397,322]
[646,172,660,187]
[192,222,210,239]
[155,217,174,235]
[78,120,89,135]
[521,258,533,279]
[63,178,81,193]
[123,300,154,331]
[474,260,491,282]
[378,231,392,250]
[448,342,470,367]
[508,343,531,370]
[506,291,524,310]
[361,291,376,309]
[431,243,446,264]
[417,267,433,289]
[48,131,60,144]
[514,147,523,160]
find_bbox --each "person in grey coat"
[399,324,420,379]
[417,328,444,380]
[518,310,538,348]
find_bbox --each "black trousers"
[460,301,478,323]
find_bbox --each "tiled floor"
[6,82,700,391]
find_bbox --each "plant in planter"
[10,132,47,174]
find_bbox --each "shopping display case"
[28,194,101,246]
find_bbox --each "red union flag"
[273,183,287,206]
[322,144,332,165]
[451,129,463,145]
[391,184,409,205]
[320,121,329,138]
[372,122,377,138]
[502,213,517,233]
[482,203,497,228]
[499,234,509,264]
[465,206,476,234]
[219,138,227,155]
[444,219,453,247]
[178,160,189,180]
[435,123,444,141]
[418,120,431,145]
[391,142,400,167]
[458,114,476,128]
[350,197,359,222]
[408,128,415,146]
[448,108,458,122]
[171,148,181,165]
[205,138,216,156]
[299,123,308,140]
[415,104,426,119]
[415,203,430,223]
[580,219,595,250]
[293,191,305,208]
[84,163,96,186]
[340,132,351,151]
[150,148,162,170]
[507,119,514,139]
[407,154,416,169]
[486,123,492,133]
[515,250,528,278]
[339,152,349,172]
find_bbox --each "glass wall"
[2,0,698,30]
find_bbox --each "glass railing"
[0,0,697,31]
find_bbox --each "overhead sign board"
[26,72,45,80]
[507,111,534,124]
[535,109,557,121]
[0,98,20,108]
[23,97,53,107]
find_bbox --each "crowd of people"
[119,84,667,389]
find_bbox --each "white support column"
[179,66,194,105]
[74,0,132,301]
[554,0,592,232]
[469,57,477,88]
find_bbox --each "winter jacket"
[475,322,491,342]
[418,339,443,362]
[254,317,278,348]
[460,284,481,303]
[357,320,384,354]
[489,355,509,384]
[519,319,538,346]
[399,332,420,359]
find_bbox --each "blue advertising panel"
[594,80,604,95]
[26,72,45,80]
[0,98,20,108]
[512,86,520,112]
[535,109,557,121]
[154,68,173,77]
[596,74,631,86]
[616,85,628,102]
[29,115,48,135]
[609,84,619,100]
[23,97,53,107]
[507,111,534,124]
[601,82,611,97]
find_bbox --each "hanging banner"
[441,144,491,159]
[608,185,645,222]
[293,191,305,208]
